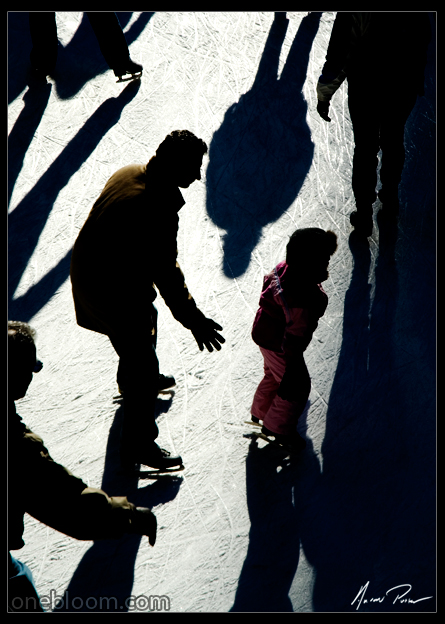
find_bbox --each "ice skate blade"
[138,465,184,479]
[116,72,142,83]
[247,431,304,454]
[121,464,184,478]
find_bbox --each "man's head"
[156,130,208,188]
[286,227,338,283]
[8,321,42,400]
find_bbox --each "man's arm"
[16,429,156,546]
[151,216,224,352]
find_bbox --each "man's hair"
[156,130,208,162]
[286,228,338,266]
[8,321,36,360]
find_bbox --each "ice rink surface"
[8,12,436,612]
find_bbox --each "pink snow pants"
[251,347,310,436]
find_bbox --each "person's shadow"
[55,395,182,612]
[206,12,321,279]
[300,219,435,611]
[8,78,141,324]
[8,82,52,206]
[230,404,322,612]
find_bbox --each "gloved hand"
[128,507,157,546]
[191,317,225,352]
[317,99,331,122]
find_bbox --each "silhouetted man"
[8,321,157,612]
[316,12,431,237]
[70,130,225,471]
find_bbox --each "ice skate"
[244,415,262,428]
[118,373,176,396]
[113,58,143,83]
[122,442,184,475]
[247,425,306,453]
[158,374,176,393]
[262,426,306,450]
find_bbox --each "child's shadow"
[206,13,321,278]
[56,398,182,612]
[232,403,321,612]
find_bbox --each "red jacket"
[251,261,328,359]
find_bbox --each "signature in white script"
[351,581,433,610]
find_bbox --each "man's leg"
[28,12,58,75]
[348,83,380,235]
[109,305,182,469]
[379,90,418,214]
[109,308,160,464]
[85,12,142,78]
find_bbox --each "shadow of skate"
[206,12,321,278]
[55,401,182,612]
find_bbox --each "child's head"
[286,227,338,283]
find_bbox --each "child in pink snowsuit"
[250,227,338,449]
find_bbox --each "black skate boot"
[113,58,143,83]
[122,442,183,473]
[139,443,183,471]
[158,374,176,393]
[262,426,306,451]
[118,374,175,396]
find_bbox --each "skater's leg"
[109,318,160,463]
[28,12,58,75]
[261,349,310,436]
[251,348,280,421]
[86,12,131,70]
[348,84,381,211]
[378,90,418,211]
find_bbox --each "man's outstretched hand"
[317,99,331,122]
[191,317,225,352]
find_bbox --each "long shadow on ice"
[8,79,140,323]
[231,406,321,613]
[8,82,52,206]
[301,221,435,612]
[56,399,182,612]
[206,12,320,279]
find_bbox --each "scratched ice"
[8,12,436,612]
